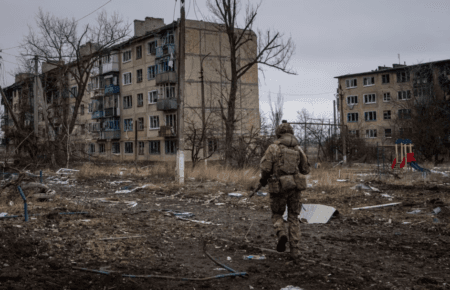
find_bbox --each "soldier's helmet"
[275,120,294,138]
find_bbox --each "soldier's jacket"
[260,133,310,180]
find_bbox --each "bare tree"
[206,0,296,166]
[22,8,130,135]
[0,9,130,166]
[268,86,284,136]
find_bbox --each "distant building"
[335,60,450,146]
[1,17,260,162]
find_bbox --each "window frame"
[123,95,132,109]
[137,93,144,107]
[383,92,391,102]
[112,142,120,154]
[384,129,392,138]
[383,110,391,120]
[397,90,411,100]
[136,45,142,59]
[364,111,377,121]
[125,142,133,154]
[347,112,358,122]
[124,118,133,132]
[365,129,377,138]
[345,78,357,88]
[382,74,390,84]
[149,141,160,154]
[165,140,177,155]
[149,115,160,130]
[99,143,106,153]
[137,69,143,83]
[147,65,157,80]
[89,143,95,153]
[398,109,412,119]
[122,50,132,63]
[147,40,157,55]
[363,76,375,86]
[137,117,144,130]
[80,104,85,115]
[122,72,132,85]
[148,90,158,104]
[347,95,358,105]
[397,71,410,83]
[363,93,376,104]
[138,141,144,155]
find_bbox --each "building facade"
[2,17,260,163]
[335,60,450,146]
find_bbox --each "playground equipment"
[393,139,430,173]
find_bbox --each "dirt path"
[1,176,449,290]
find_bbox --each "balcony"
[155,71,177,85]
[157,98,177,111]
[155,44,175,58]
[104,107,120,117]
[92,88,104,99]
[105,84,120,95]
[158,126,176,137]
[102,62,119,74]
[92,110,104,119]
[99,130,121,140]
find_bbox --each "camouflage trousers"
[270,189,302,250]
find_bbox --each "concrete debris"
[364,192,371,196]
[56,168,79,175]
[283,204,337,224]
[113,184,158,194]
[407,209,422,214]
[352,202,402,211]
[0,212,7,217]
[336,179,348,182]
[228,192,243,197]
[351,184,380,192]
[243,255,266,260]
[280,286,304,290]
[432,207,441,214]
[215,203,225,206]
[381,194,393,198]
[177,217,221,225]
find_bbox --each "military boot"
[290,247,301,264]
[276,231,288,252]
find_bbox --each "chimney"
[134,17,165,37]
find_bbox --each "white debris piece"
[336,179,347,182]
[352,202,401,210]
[56,168,79,175]
[0,212,8,217]
[228,192,243,197]
[283,204,337,224]
[280,286,304,290]
[381,193,393,198]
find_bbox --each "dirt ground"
[1,167,450,290]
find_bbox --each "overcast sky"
[1,0,450,123]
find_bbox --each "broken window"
[149,141,160,154]
[125,142,133,154]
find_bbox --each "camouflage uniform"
[260,122,310,258]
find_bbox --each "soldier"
[259,120,310,261]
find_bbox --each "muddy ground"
[1,169,450,290]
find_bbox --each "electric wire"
[75,0,113,23]
[261,90,335,96]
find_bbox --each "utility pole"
[338,85,347,164]
[33,55,39,137]
[200,52,210,168]
[333,100,337,161]
[176,0,186,184]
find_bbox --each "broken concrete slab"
[283,204,337,224]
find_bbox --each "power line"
[0,45,22,51]
[0,59,18,65]
[0,51,20,57]
[76,0,113,23]
[261,90,335,97]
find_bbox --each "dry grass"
[76,163,176,180]
[185,165,259,190]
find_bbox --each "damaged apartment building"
[335,60,450,147]
[2,17,260,162]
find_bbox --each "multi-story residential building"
[2,17,260,163]
[335,60,450,146]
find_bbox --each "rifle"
[248,183,263,199]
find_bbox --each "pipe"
[204,250,237,274]
[17,186,28,222]
[72,267,247,281]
